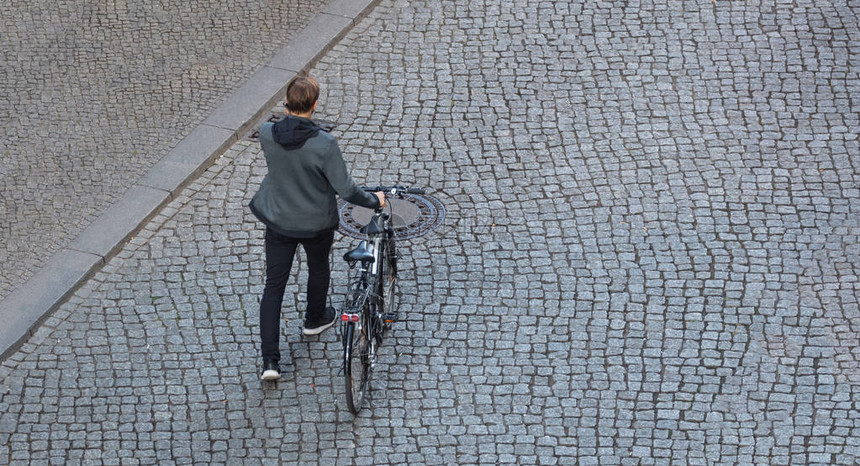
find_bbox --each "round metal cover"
[337,193,446,240]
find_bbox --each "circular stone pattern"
[337,194,446,240]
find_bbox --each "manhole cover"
[338,193,445,240]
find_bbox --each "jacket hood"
[272,115,320,150]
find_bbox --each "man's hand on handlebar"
[362,185,424,208]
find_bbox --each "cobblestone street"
[1,0,859,464]
[0,0,323,301]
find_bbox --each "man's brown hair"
[286,76,320,114]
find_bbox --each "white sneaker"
[261,360,280,381]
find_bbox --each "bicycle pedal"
[382,313,399,323]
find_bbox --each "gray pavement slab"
[67,185,170,258]
[0,249,101,361]
[323,0,382,20]
[138,125,236,196]
[269,13,355,73]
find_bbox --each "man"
[249,75,384,381]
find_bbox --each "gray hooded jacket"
[249,115,379,237]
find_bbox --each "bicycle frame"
[341,225,385,321]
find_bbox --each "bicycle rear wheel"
[343,313,373,414]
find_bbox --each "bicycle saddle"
[344,241,375,263]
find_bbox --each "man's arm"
[323,142,381,209]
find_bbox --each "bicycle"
[340,185,424,414]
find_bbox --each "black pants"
[259,227,335,362]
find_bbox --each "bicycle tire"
[343,313,372,414]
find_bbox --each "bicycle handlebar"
[361,185,426,195]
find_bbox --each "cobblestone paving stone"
[0,0,322,301]
[2,0,860,464]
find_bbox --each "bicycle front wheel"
[343,318,371,414]
[379,239,399,330]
